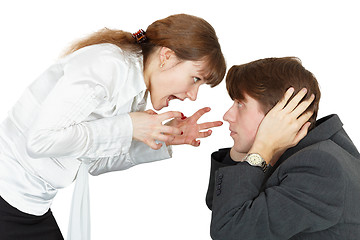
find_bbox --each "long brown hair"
[63,14,226,87]
[226,57,321,130]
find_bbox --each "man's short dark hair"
[226,57,321,130]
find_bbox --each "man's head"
[224,57,321,153]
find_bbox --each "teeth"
[168,95,177,100]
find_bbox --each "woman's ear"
[159,47,175,66]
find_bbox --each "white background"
[0,0,359,239]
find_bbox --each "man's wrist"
[242,153,270,173]
[248,143,274,165]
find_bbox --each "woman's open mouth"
[166,95,184,106]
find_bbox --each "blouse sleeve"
[26,48,134,159]
[88,140,172,176]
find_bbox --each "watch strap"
[243,153,270,173]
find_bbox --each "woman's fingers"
[191,107,211,121]
[153,133,175,143]
[160,125,182,136]
[129,111,183,149]
[141,108,221,147]
[158,111,184,122]
[197,130,212,138]
[146,139,163,150]
[291,94,315,118]
[145,109,158,115]
[190,139,201,147]
[198,121,223,130]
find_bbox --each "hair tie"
[132,29,147,44]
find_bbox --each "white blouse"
[0,43,171,217]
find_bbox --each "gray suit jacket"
[206,114,360,239]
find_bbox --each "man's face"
[223,94,265,153]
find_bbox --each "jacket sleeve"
[209,149,345,240]
[206,148,237,210]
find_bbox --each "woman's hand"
[129,110,184,150]
[249,87,315,165]
[165,107,223,147]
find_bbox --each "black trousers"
[0,195,64,240]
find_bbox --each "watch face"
[247,154,263,166]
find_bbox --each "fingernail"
[181,116,187,120]
[181,131,184,135]
[311,94,315,99]
[302,88,307,93]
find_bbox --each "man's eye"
[193,77,201,83]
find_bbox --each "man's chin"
[230,147,248,162]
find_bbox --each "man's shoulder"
[277,140,348,178]
[288,138,354,164]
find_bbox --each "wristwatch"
[242,153,270,173]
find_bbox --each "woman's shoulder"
[58,43,145,99]
[62,43,142,69]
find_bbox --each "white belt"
[67,161,91,240]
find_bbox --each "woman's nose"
[186,85,200,101]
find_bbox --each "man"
[206,57,360,239]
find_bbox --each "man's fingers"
[293,122,311,145]
[273,87,295,110]
[283,88,308,113]
[291,94,315,118]
[297,110,314,127]
[198,121,223,130]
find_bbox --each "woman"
[0,14,226,240]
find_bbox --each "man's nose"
[223,104,236,122]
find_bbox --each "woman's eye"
[193,77,201,83]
